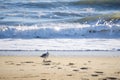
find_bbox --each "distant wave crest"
[73,0,120,6]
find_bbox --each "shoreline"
[0,55,120,80]
[0,51,120,57]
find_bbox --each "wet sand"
[0,56,120,80]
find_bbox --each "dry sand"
[0,56,120,80]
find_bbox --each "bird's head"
[47,51,49,54]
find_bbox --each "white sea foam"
[0,39,120,51]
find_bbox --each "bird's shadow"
[43,60,52,62]
[43,60,51,63]
[42,60,52,65]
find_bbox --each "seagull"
[40,51,49,62]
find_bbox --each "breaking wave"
[0,23,120,39]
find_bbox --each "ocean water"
[0,0,120,54]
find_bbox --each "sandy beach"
[0,56,120,80]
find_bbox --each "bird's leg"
[43,58,45,62]
[45,58,47,62]
[45,57,47,62]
